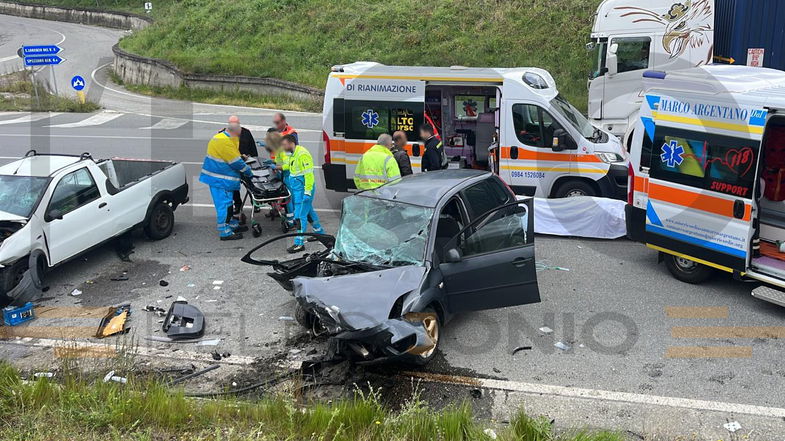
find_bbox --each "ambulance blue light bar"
[643,70,667,79]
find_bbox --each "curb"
[0,1,151,30]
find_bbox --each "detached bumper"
[596,164,628,201]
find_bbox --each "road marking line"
[665,306,728,319]
[35,306,114,319]
[0,326,96,339]
[665,346,752,358]
[0,112,63,125]
[140,118,190,130]
[188,202,339,213]
[1,134,322,144]
[671,326,785,338]
[46,111,123,128]
[403,371,785,418]
[54,346,118,359]
[2,338,256,366]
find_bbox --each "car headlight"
[596,152,624,163]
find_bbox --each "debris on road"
[724,421,742,433]
[538,326,554,334]
[179,265,191,272]
[70,289,82,296]
[511,346,532,356]
[170,364,220,385]
[33,372,54,378]
[536,261,570,272]
[483,428,497,439]
[159,280,169,287]
[3,302,35,326]
[195,339,222,346]
[96,304,131,338]
[554,341,571,351]
[279,316,295,322]
[143,305,167,317]
[110,272,129,281]
[162,301,205,340]
[212,280,224,286]
[102,370,127,384]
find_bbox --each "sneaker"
[220,232,243,241]
[287,244,305,254]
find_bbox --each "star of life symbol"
[660,140,684,167]
[361,109,379,129]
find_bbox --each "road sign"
[71,75,86,91]
[24,55,64,66]
[747,48,765,67]
[22,45,62,56]
[144,2,152,11]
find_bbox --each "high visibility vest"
[289,145,316,195]
[199,131,252,191]
[354,145,402,190]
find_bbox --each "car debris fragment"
[96,304,131,338]
[102,370,127,384]
[511,345,532,355]
[724,421,742,432]
[162,300,205,340]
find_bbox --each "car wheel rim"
[420,315,439,358]
[675,257,697,272]
[155,209,170,231]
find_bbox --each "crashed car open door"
[439,199,540,312]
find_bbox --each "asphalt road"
[2,13,785,437]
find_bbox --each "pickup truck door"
[439,199,540,312]
[43,166,116,265]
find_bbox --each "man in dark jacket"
[229,115,259,216]
[391,131,413,176]
[419,123,447,172]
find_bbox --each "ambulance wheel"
[252,224,262,238]
[554,180,596,198]
[144,201,174,240]
[664,254,712,284]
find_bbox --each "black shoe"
[307,236,320,242]
[220,232,243,241]
[287,244,305,254]
[233,225,249,233]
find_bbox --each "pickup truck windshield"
[333,196,433,267]
[551,94,596,139]
[0,175,49,218]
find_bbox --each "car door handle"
[99,202,107,209]
[512,257,532,267]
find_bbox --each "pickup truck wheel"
[0,252,45,307]
[664,254,713,284]
[144,201,174,240]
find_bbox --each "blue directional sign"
[71,75,86,91]
[22,45,62,56]
[24,55,64,66]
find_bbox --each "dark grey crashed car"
[242,170,540,364]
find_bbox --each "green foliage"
[0,73,100,112]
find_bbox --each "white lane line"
[189,202,339,213]
[408,373,785,419]
[46,111,123,128]
[3,133,322,145]
[140,118,191,130]
[0,113,63,125]
[90,63,322,120]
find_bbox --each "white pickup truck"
[0,151,189,307]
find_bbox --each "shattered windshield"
[333,196,433,267]
[0,175,49,218]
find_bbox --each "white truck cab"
[321,62,627,199]
[627,65,785,307]
[588,0,715,142]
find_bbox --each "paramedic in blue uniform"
[228,115,259,217]
[281,134,325,253]
[199,121,253,241]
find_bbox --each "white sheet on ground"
[531,196,627,239]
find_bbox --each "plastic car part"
[96,304,131,338]
[162,301,205,339]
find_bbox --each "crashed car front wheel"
[0,251,45,307]
[401,308,440,366]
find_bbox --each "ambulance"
[627,64,785,307]
[320,62,628,199]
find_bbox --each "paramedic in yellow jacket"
[354,134,402,190]
[199,122,253,240]
[281,134,325,253]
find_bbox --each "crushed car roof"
[359,169,490,208]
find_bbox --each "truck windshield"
[550,95,597,139]
[0,175,49,218]
[333,196,433,267]
[589,39,607,80]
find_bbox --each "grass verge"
[0,361,624,441]
[108,71,323,112]
[26,0,601,112]
[0,72,100,112]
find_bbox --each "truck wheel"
[0,252,45,307]
[144,201,174,240]
[664,254,713,284]
[554,180,596,198]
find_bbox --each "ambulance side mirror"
[552,129,575,152]
[412,143,421,157]
[607,43,619,76]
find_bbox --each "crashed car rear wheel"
[402,308,440,366]
[144,201,174,240]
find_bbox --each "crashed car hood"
[293,265,426,330]
[0,210,28,223]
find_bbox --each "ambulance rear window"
[649,126,758,199]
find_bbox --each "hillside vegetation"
[29,0,602,110]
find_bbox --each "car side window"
[613,37,651,73]
[48,168,100,217]
[462,178,512,220]
[512,104,563,148]
[458,203,528,257]
[434,198,468,262]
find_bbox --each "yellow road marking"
[665,306,729,319]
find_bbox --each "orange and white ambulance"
[627,65,785,307]
[321,62,627,198]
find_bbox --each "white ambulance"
[320,62,627,199]
[627,65,785,307]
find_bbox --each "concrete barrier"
[0,1,151,30]
[112,44,324,101]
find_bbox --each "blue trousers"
[283,172,295,226]
[209,186,240,237]
[293,190,323,246]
